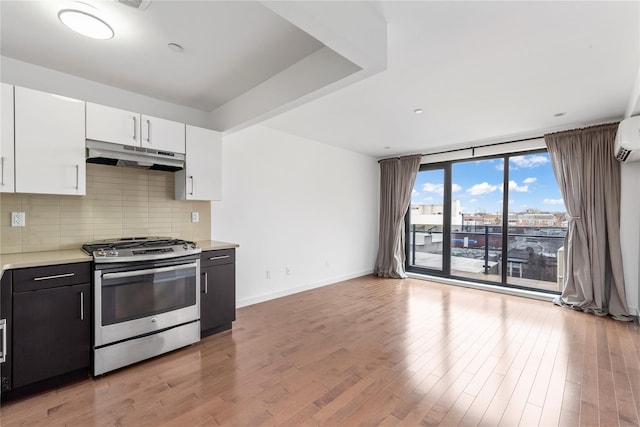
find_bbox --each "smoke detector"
[118,0,151,10]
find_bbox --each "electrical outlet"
[11,211,25,227]
[286,267,291,276]
[191,212,199,223]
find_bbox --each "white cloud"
[500,181,529,193]
[467,182,499,195]
[499,180,529,193]
[510,155,549,168]
[422,182,460,195]
[469,199,478,203]
[523,177,537,184]
[422,182,444,195]
[544,198,564,205]
[412,189,419,197]
[496,163,505,171]
[507,180,528,192]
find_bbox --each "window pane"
[408,168,445,271]
[450,158,504,283]
[506,152,567,291]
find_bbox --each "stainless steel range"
[83,237,201,375]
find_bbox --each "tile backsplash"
[1,163,211,254]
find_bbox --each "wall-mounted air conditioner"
[614,116,640,162]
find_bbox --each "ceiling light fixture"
[553,112,567,117]
[414,108,423,114]
[58,4,114,40]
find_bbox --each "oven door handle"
[102,262,198,280]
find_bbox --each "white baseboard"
[236,269,374,308]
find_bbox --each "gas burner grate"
[82,237,195,254]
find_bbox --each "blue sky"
[411,153,566,214]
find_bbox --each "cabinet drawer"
[13,263,91,292]
[201,249,235,267]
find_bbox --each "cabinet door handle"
[146,119,151,142]
[132,116,137,141]
[79,291,85,321]
[75,164,79,190]
[33,272,75,281]
[1,156,4,186]
[0,319,6,363]
[203,272,208,294]
[209,255,230,261]
[189,176,194,195]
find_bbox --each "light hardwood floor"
[1,275,639,426]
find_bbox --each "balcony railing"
[408,224,566,289]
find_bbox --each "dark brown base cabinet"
[200,249,236,337]
[1,272,12,392]
[2,263,91,395]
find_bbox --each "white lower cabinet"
[14,87,86,195]
[1,83,15,193]
[176,125,221,201]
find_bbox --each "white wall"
[212,125,379,307]
[620,161,640,317]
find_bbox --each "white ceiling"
[1,1,638,159]
[266,1,640,157]
[0,1,323,111]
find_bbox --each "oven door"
[95,259,200,347]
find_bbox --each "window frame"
[405,147,562,294]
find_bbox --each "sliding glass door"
[406,150,567,293]
[406,166,448,273]
[505,152,566,292]
[450,158,504,283]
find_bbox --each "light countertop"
[0,240,238,278]
[0,249,92,279]
[196,240,239,251]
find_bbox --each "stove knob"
[191,243,197,249]
[183,244,188,249]
[97,249,106,257]
[109,250,118,256]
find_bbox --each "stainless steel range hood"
[86,140,184,172]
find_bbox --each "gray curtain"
[545,123,630,320]
[374,155,421,278]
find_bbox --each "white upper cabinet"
[86,102,140,147]
[1,83,15,193]
[87,104,185,154]
[14,87,86,195]
[176,125,221,201]
[141,114,185,154]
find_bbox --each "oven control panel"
[132,248,174,255]
[95,249,118,258]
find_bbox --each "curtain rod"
[378,135,544,163]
